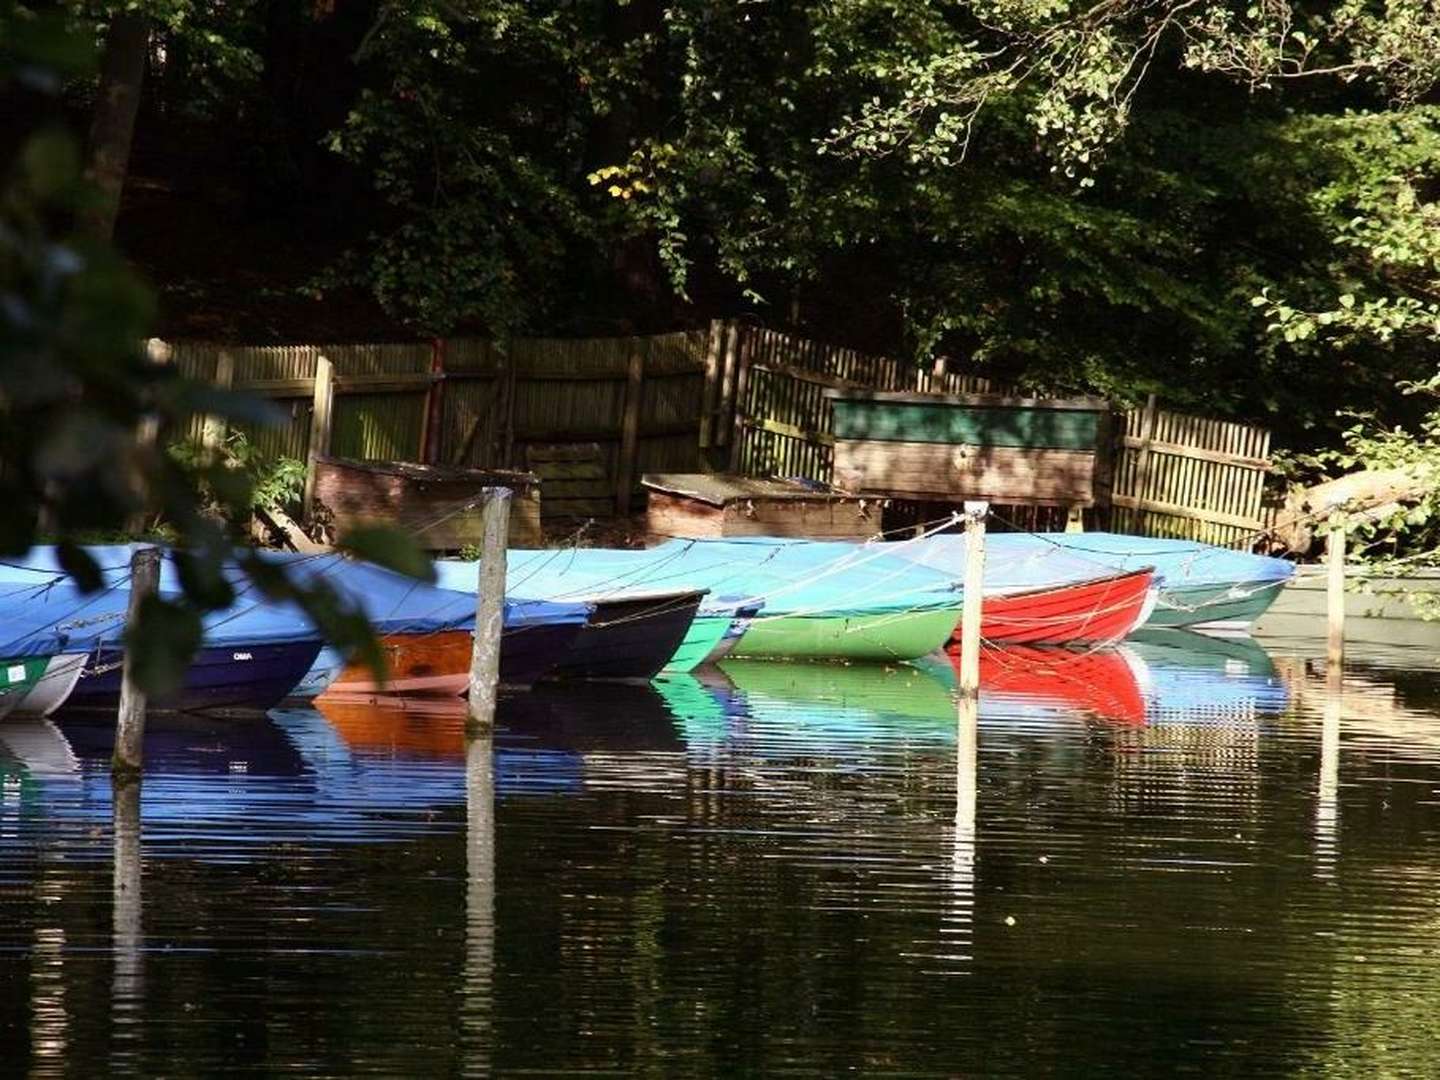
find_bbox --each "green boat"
[1147,581,1289,630]
[730,605,961,662]
[662,614,734,673]
[0,656,55,721]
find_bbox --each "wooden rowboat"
[956,568,1155,646]
[327,616,587,696]
[62,641,324,715]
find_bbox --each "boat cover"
[0,547,589,658]
[980,532,1295,589]
[436,537,960,617]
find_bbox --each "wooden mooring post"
[114,545,161,778]
[467,487,511,736]
[957,501,989,701]
[1326,515,1346,675]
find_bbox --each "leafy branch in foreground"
[1,3,429,692]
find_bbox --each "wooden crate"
[824,390,1111,507]
[312,456,543,550]
[642,473,881,540]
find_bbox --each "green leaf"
[337,526,435,582]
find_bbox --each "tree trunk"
[83,12,148,241]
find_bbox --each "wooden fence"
[1111,395,1272,546]
[157,321,1275,544]
[699,321,997,481]
[157,331,708,521]
[703,323,1274,545]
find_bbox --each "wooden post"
[1130,393,1160,525]
[1326,515,1346,675]
[302,354,335,522]
[201,348,235,450]
[467,487,511,736]
[421,337,446,464]
[728,326,752,471]
[114,545,160,778]
[717,320,740,450]
[615,341,646,516]
[957,501,988,701]
[127,339,169,534]
[699,319,725,453]
[500,342,518,469]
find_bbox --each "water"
[3,631,1440,1076]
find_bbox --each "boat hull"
[1148,580,1287,631]
[731,606,961,661]
[964,568,1154,645]
[0,657,53,721]
[550,591,705,681]
[13,653,88,717]
[62,641,324,714]
[330,621,586,694]
[663,614,733,673]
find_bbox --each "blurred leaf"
[173,548,236,609]
[125,596,202,697]
[56,541,103,593]
[337,526,435,582]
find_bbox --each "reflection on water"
[3,632,1440,1074]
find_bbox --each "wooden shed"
[824,390,1113,507]
[642,473,881,541]
[312,456,544,550]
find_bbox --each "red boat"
[967,645,1148,725]
[954,567,1156,646]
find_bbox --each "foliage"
[34,0,1440,449]
[168,431,306,521]
[1,4,429,692]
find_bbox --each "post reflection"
[29,924,67,1079]
[461,732,495,1078]
[945,692,978,973]
[111,778,143,1071]
[1316,671,1342,880]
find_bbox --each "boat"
[964,567,1155,644]
[981,532,1295,632]
[472,539,965,663]
[13,654,90,717]
[0,657,57,721]
[285,553,593,694]
[546,589,708,680]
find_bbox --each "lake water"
[3,630,1440,1076]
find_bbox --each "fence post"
[717,319,740,450]
[728,325,752,472]
[421,337,446,464]
[699,319,725,453]
[127,339,169,534]
[114,545,161,779]
[467,487,511,736]
[615,340,646,515]
[202,348,235,451]
[1129,393,1159,526]
[302,354,334,522]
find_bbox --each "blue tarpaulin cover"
[435,537,960,618]
[0,547,588,658]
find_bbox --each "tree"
[1,1,427,692]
